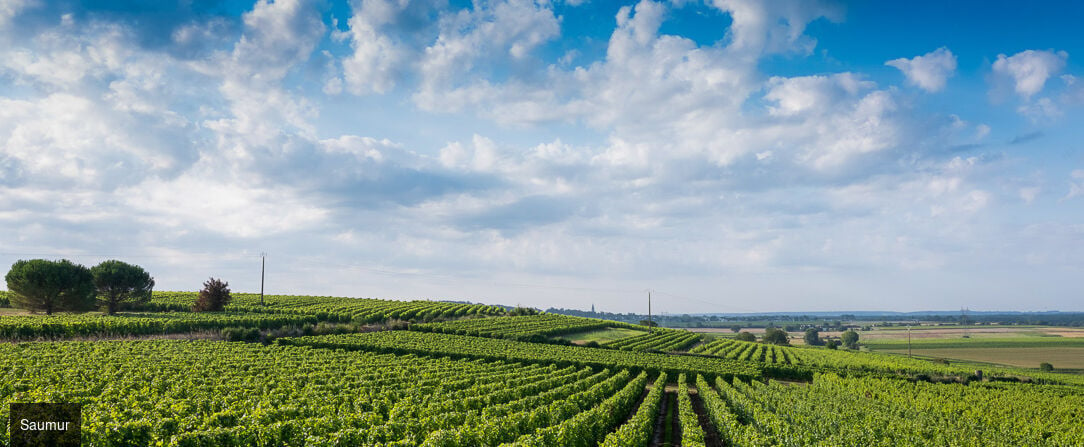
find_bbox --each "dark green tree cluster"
[735,331,757,342]
[841,330,860,349]
[803,328,824,346]
[91,260,155,314]
[763,327,790,345]
[5,259,155,315]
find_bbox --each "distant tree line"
[546,307,1084,328]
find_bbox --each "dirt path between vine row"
[689,385,725,447]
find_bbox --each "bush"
[193,278,231,312]
[825,339,839,350]
[222,327,262,343]
[803,328,823,346]
[841,330,859,349]
[735,332,756,342]
[763,327,790,346]
[1040,362,1054,372]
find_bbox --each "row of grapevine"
[687,338,1079,385]
[419,368,629,446]
[0,340,656,446]
[412,314,632,339]
[0,312,320,339]
[605,330,701,352]
[690,339,796,364]
[677,374,706,447]
[599,373,668,447]
[277,331,763,381]
[695,372,1084,446]
[138,292,505,323]
[502,371,649,446]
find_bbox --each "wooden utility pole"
[260,252,266,307]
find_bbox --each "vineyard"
[411,314,629,340]
[1,292,1083,445]
[0,312,320,340]
[603,329,702,352]
[276,331,765,381]
[687,338,1081,384]
[136,292,506,323]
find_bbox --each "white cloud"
[1067,170,1084,200]
[121,174,329,238]
[708,0,842,55]
[992,49,1068,99]
[1019,187,1039,203]
[0,0,36,29]
[974,124,991,140]
[1017,97,1061,121]
[885,47,957,92]
[414,0,560,108]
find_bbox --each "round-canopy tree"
[763,327,791,345]
[803,328,823,346]
[5,259,95,315]
[841,330,860,349]
[193,277,231,312]
[91,260,155,315]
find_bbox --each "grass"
[879,347,1084,370]
[557,327,647,344]
[864,337,1084,349]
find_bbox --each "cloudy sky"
[1,0,1082,313]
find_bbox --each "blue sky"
[1,0,1082,313]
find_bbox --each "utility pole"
[647,290,652,333]
[260,252,266,307]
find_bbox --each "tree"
[803,328,823,346]
[825,339,839,350]
[5,259,95,315]
[763,327,790,345]
[1039,362,1054,372]
[735,331,756,342]
[730,325,741,333]
[91,260,155,315]
[841,330,860,349]
[192,278,231,312]
[508,306,537,316]
[639,320,658,327]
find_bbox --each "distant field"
[855,326,1084,341]
[880,348,1084,370]
[559,327,646,344]
[864,337,1084,349]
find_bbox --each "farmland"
[1,292,1083,445]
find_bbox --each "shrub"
[1040,362,1054,372]
[763,327,790,346]
[193,278,231,312]
[841,330,859,349]
[736,332,757,342]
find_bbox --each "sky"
[1,0,1082,314]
